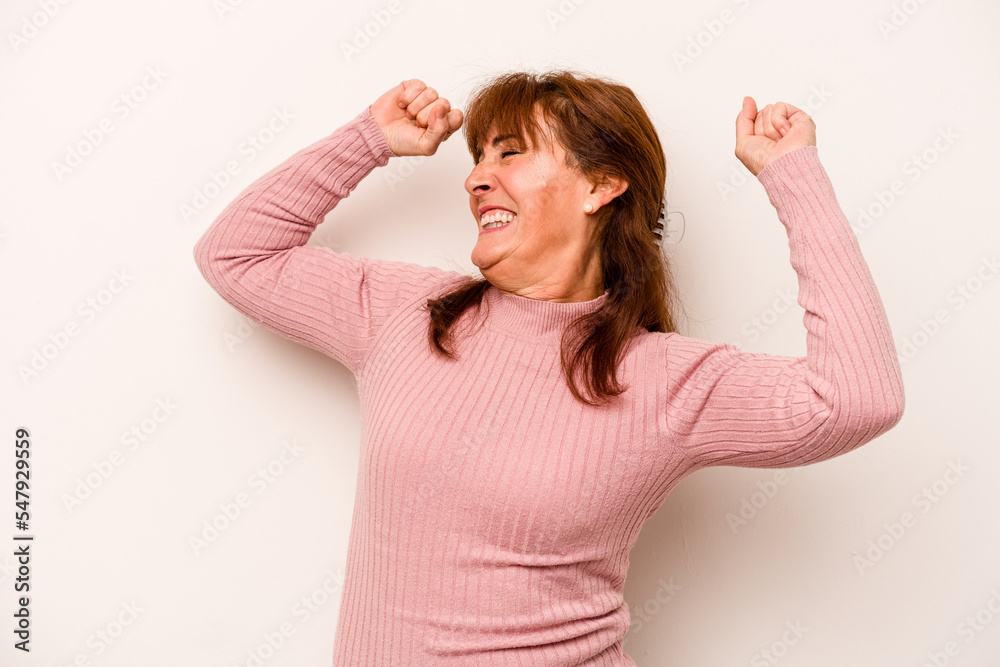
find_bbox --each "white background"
[3,0,998,665]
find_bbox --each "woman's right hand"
[735,96,816,177]
[369,79,464,157]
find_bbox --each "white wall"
[4,0,998,665]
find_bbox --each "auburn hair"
[425,69,684,406]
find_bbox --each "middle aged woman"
[193,70,905,667]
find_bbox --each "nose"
[464,160,494,198]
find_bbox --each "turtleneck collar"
[481,283,610,341]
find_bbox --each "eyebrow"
[491,134,519,147]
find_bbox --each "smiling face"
[464,110,605,302]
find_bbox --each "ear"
[590,175,628,211]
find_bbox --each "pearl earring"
[584,203,593,213]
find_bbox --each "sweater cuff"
[354,106,398,164]
[754,146,841,219]
[755,145,823,187]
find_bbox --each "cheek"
[510,161,581,242]
[518,168,564,216]
[532,179,580,241]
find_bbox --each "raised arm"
[193,81,465,375]
[660,99,905,469]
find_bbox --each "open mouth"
[481,210,516,231]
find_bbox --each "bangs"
[463,73,558,163]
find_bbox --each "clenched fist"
[369,79,464,157]
[735,97,816,177]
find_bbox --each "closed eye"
[474,150,519,164]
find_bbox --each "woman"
[194,71,905,666]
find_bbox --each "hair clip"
[653,199,667,250]
[653,199,666,247]
[656,195,685,247]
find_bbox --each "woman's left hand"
[735,97,816,176]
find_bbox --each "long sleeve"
[661,145,905,469]
[193,108,466,375]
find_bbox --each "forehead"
[480,115,558,152]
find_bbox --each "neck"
[480,283,610,341]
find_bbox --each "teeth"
[481,210,516,227]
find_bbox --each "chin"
[470,246,492,271]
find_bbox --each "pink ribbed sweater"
[193,108,905,666]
